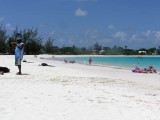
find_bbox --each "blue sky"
[0,0,160,49]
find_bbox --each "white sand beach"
[0,55,160,120]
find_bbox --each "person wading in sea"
[88,57,92,65]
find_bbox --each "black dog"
[0,67,10,73]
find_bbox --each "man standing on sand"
[12,38,24,75]
[88,57,92,65]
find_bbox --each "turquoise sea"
[64,56,160,70]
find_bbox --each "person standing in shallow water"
[12,38,24,75]
[88,57,92,65]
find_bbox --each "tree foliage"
[43,37,55,54]
[1,24,160,55]
[0,25,8,53]
[7,28,43,55]
[94,42,102,54]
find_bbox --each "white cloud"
[112,31,127,39]
[84,29,99,39]
[126,31,160,48]
[107,25,115,29]
[0,17,4,21]
[50,31,56,36]
[155,31,160,39]
[142,30,151,37]
[50,28,160,49]
[75,8,87,16]
[131,34,137,40]
[6,24,14,30]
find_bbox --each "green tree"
[81,47,87,54]
[52,46,60,54]
[72,45,83,55]
[125,49,136,55]
[124,46,127,55]
[8,27,43,55]
[111,45,118,55]
[21,28,43,54]
[103,47,111,55]
[94,42,102,54]
[7,27,20,54]
[87,46,94,55]
[44,37,54,54]
[156,46,160,55]
[60,47,74,55]
[0,25,8,53]
[148,48,156,55]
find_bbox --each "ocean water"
[64,56,160,70]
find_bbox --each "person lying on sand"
[64,59,67,63]
[133,65,140,70]
[152,66,157,73]
[134,65,156,73]
[144,66,152,72]
[69,60,76,63]
[144,66,156,73]
[39,63,55,67]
